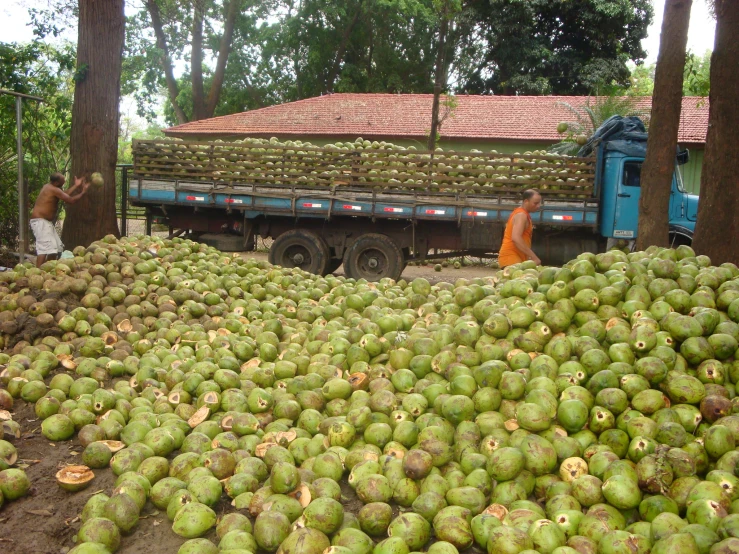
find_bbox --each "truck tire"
[343,233,404,282]
[669,227,693,247]
[268,229,330,275]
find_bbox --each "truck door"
[612,159,642,240]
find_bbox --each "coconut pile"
[0,235,739,554]
[133,136,594,197]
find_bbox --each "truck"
[129,116,698,281]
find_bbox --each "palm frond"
[549,95,648,154]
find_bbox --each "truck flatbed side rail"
[130,176,600,228]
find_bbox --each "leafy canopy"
[0,41,75,249]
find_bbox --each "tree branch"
[428,3,450,151]
[146,0,188,124]
[191,0,207,120]
[326,0,364,93]
[205,0,242,117]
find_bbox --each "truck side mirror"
[677,149,690,165]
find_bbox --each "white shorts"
[31,218,64,255]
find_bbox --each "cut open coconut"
[3,419,20,440]
[98,440,125,453]
[56,465,95,492]
[220,414,234,431]
[188,406,210,428]
[117,319,133,333]
[289,483,312,508]
[484,503,509,520]
[101,332,118,346]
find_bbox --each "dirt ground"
[241,251,499,284]
[1,401,185,554]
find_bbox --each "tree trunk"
[691,0,739,264]
[428,5,449,152]
[636,0,692,250]
[205,0,242,117]
[326,0,364,93]
[62,0,124,249]
[147,0,188,125]
[191,0,208,121]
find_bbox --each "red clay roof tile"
[164,94,709,145]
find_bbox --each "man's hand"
[530,254,542,266]
[76,176,91,194]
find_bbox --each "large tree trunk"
[62,0,124,249]
[691,0,739,264]
[636,0,692,250]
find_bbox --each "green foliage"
[119,0,654,124]
[549,94,648,155]
[683,50,711,97]
[0,41,75,250]
[623,51,711,98]
[626,63,656,96]
[457,0,653,96]
[256,1,439,103]
[124,0,275,123]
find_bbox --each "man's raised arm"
[53,177,90,204]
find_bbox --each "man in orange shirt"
[498,189,542,267]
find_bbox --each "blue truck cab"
[583,116,699,245]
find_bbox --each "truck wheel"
[669,230,693,247]
[343,233,404,282]
[268,229,330,275]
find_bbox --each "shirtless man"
[30,172,90,267]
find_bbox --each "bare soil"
[1,400,188,554]
[240,251,498,284]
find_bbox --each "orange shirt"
[498,207,533,267]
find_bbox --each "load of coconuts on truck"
[129,116,698,282]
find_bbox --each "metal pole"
[1,89,43,262]
[16,96,28,261]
